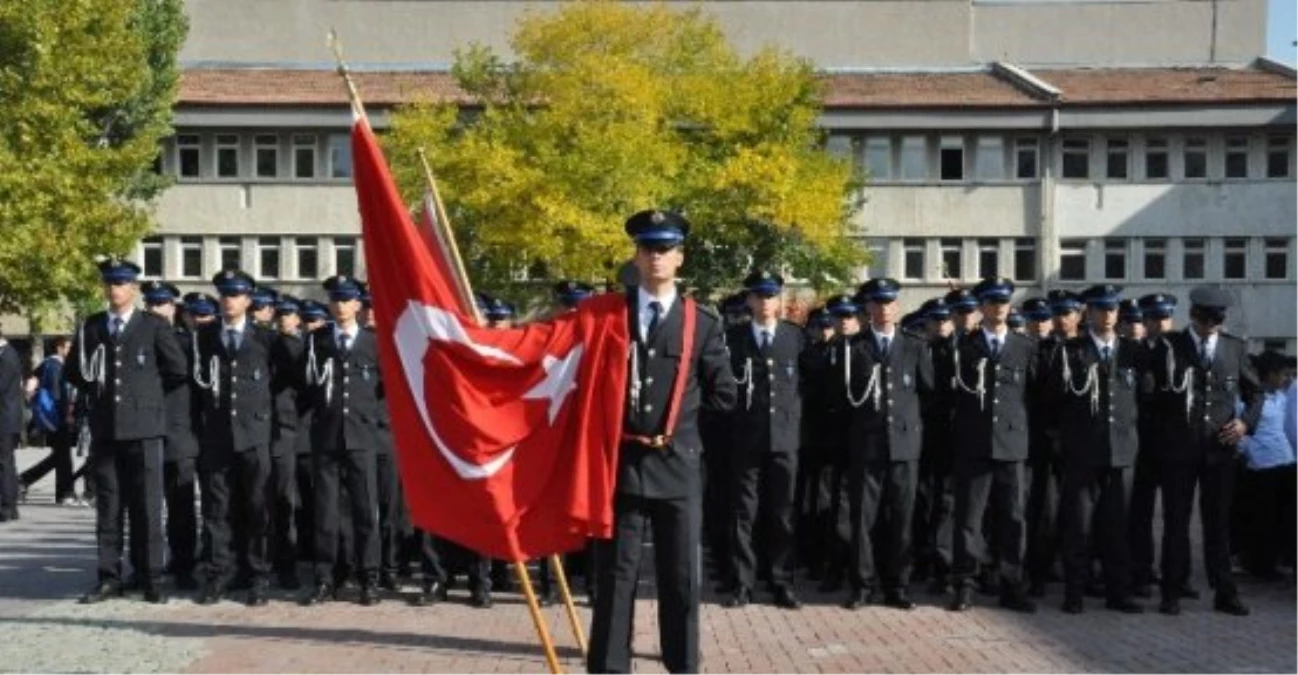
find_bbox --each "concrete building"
[11,0,1296,354]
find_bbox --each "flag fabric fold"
[350,120,629,561]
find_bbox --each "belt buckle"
[649,435,667,449]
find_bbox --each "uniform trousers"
[92,438,165,584]
[1161,458,1237,599]
[847,454,918,593]
[201,445,271,584]
[730,447,797,591]
[1060,464,1133,599]
[312,447,378,582]
[952,457,1026,589]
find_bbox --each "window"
[141,237,163,278]
[1265,238,1289,280]
[940,238,962,280]
[334,237,357,277]
[328,133,353,179]
[255,134,279,178]
[1104,239,1126,279]
[865,137,891,180]
[824,133,854,159]
[1267,135,1292,178]
[258,237,280,280]
[177,134,201,178]
[1105,138,1129,179]
[1145,138,1169,179]
[1223,238,1247,280]
[295,238,318,279]
[293,134,316,179]
[899,136,926,181]
[180,236,203,278]
[1015,138,1038,179]
[1014,238,1036,281]
[1062,138,1090,179]
[218,236,242,271]
[1059,239,1087,281]
[1143,238,1166,280]
[1224,136,1250,179]
[939,136,964,181]
[974,136,1005,180]
[1183,136,1207,178]
[1183,238,1206,280]
[977,238,999,278]
[903,238,925,280]
[215,134,240,178]
[1262,339,1288,353]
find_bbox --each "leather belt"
[621,433,671,450]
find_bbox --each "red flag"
[351,120,630,561]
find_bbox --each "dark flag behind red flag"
[350,120,629,561]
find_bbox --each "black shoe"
[1213,594,1249,617]
[818,574,844,594]
[196,580,225,605]
[143,585,168,605]
[1027,581,1046,598]
[999,591,1037,614]
[247,580,270,607]
[927,578,953,596]
[227,573,253,592]
[121,575,145,593]
[883,590,915,611]
[411,581,446,607]
[379,573,399,593]
[539,587,558,607]
[175,574,200,592]
[359,582,382,606]
[722,587,751,609]
[1062,595,1084,614]
[1158,597,1181,616]
[1083,580,1106,598]
[1131,583,1153,599]
[976,572,998,596]
[772,587,801,610]
[470,589,492,609]
[278,571,301,591]
[1105,597,1144,614]
[1179,584,1201,600]
[948,587,973,612]
[301,583,334,606]
[80,580,123,604]
[842,589,871,610]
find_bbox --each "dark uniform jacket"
[163,326,199,462]
[1028,334,1067,466]
[1149,329,1262,464]
[843,329,935,462]
[66,310,188,442]
[0,343,23,438]
[301,325,386,453]
[192,321,278,454]
[1047,335,1147,468]
[620,291,737,500]
[271,332,305,456]
[949,329,1038,461]
[726,321,803,455]
[922,333,957,472]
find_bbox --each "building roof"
[178,63,1296,110]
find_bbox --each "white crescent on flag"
[392,300,582,480]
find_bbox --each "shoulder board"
[1219,332,1245,345]
[694,302,720,321]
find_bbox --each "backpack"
[29,358,61,433]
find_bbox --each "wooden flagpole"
[550,555,588,657]
[328,29,565,675]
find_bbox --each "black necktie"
[111,317,124,342]
[339,332,351,354]
[646,301,663,340]
[990,337,1001,358]
[1101,345,1111,363]
[225,329,239,353]
[1200,341,1211,369]
[880,336,890,358]
[761,330,772,352]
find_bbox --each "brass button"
[648,349,656,358]
[114,395,121,402]
[644,404,654,412]
[232,410,238,417]
[645,377,654,386]
[114,378,121,386]
[115,361,122,368]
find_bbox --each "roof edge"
[992,62,1062,101]
[1254,56,1297,78]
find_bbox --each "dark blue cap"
[1047,290,1083,315]
[300,299,330,322]
[720,292,751,317]
[182,292,218,317]
[919,298,951,320]
[744,270,784,297]
[97,257,141,284]
[1007,310,1025,329]
[807,307,834,329]
[901,311,927,333]
[1082,284,1123,310]
[250,286,279,309]
[141,281,180,306]
[358,281,372,308]
[856,277,902,304]
[323,274,364,302]
[1189,286,1232,310]
[213,269,256,297]
[944,288,978,312]
[1020,297,1052,322]
[275,294,302,316]
[482,296,515,321]
[972,277,1015,303]
[554,280,595,308]
[1119,298,1143,322]
[625,209,690,247]
[825,294,859,318]
[1137,293,1177,318]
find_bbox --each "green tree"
[385,0,864,302]
[0,0,188,327]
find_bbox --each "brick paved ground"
[2,446,1294,673]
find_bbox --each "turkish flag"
[351,120,630,561]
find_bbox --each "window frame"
[258,236,281,280]
[902,237,925,280]
[292,134,317,180]
[1182,237,1206,280]
[1264,237,1290,280]
[898,135,927,182]
[333,236,358,278]
[1222,237,1248,280]
[1059,239,1087,281]
[1182,135,1208,179]
[1105,137,1130,180]
[1061,137,1091,180]
[1014,137,1039,180]
[176,134,202,180]
[1013,238,1036,282]
[1224,135,1250,179]
[1267,135,1292,178]
[295,237,319,280]
[939,238,962,280]
[864,136,892,181]
[1104,239,1127,280]
[939,135,965,182]
[179,236,204,279]
[141,236,164,278]
[214,133,241,179]
[254,134,280,179]
[1142,238,1167,280]
[977,238,999,278]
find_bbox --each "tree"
[0,0,188,327]
[384,0,864,303]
